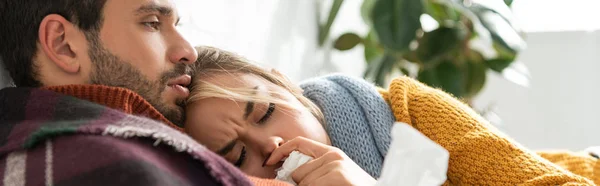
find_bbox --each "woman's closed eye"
[234,146,247,167]
[257,103,276,125]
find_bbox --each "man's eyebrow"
[135,3,174,16]
[217,140,237,155]
[243,86,260,119]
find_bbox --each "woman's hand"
[264,137,376,186]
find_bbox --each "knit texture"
[300,74,396,178]
[538,151,600,185]
[380,76,595,185]
[42,84,183,130]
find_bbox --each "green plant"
[319,0,527,102]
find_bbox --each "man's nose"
[168,32,198,65]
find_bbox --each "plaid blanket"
[0,87,253,186]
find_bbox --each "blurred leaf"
[466,10,494,51]
[376,56,397,86]
[428,1,497,54]
[423,0,460,22]
[416,27,461,63]
[469,36,498,60]
[361,0,377,27]
[484,43,517,72]
[319,0,345,46]
[372,0,423,52]
[500,61,531,87]
[364,56,382,79]
[334,33,362,51]
[485,58,511,72]
[430,1,496,60]
[471,6,526,53]
[400,67,411,76]
[364,31,383,64]
[504,0,513,7]
[402,50,419,62]
[472,0,515,25]
[464,62,487,99]
[417,67,441,87]
[365,54,397,86]
[418,61,465,97]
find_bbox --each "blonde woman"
[185,46,599,185]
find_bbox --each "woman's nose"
[245,132,284,157]
[261,136,284,156]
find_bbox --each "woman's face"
[185,73,330,178]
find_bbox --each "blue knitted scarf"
[300,74,396,178]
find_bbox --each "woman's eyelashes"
[257,103,276,125]
[234,146,247,167]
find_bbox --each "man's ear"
[38,14,83,73]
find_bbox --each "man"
[0,0,288,185]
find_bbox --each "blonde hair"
[188,46,325,124]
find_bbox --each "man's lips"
[167,75,192,97]
[167,75,192,87]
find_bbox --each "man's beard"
[86,36,190,126]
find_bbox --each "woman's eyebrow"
[217,140,237,155]
[243,86,260,119]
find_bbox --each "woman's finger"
[295,160,343,185]
[264,137,331,166]
[313,172,344,186]
[291,151,344,182]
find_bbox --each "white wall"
[474,31,600,150]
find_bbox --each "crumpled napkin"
[275,151,314,185]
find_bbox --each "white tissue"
[275,151,314,185]
[376,122,449,186]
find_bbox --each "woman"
[185,46,599,185]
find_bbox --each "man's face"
[86,0,198,125]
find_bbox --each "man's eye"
[143,21,161,30]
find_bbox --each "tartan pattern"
[0,87,253,186]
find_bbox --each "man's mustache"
[160,64,192,86]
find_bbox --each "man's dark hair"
[0,0,107,87]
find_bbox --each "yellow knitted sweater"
[378,76,598,185]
